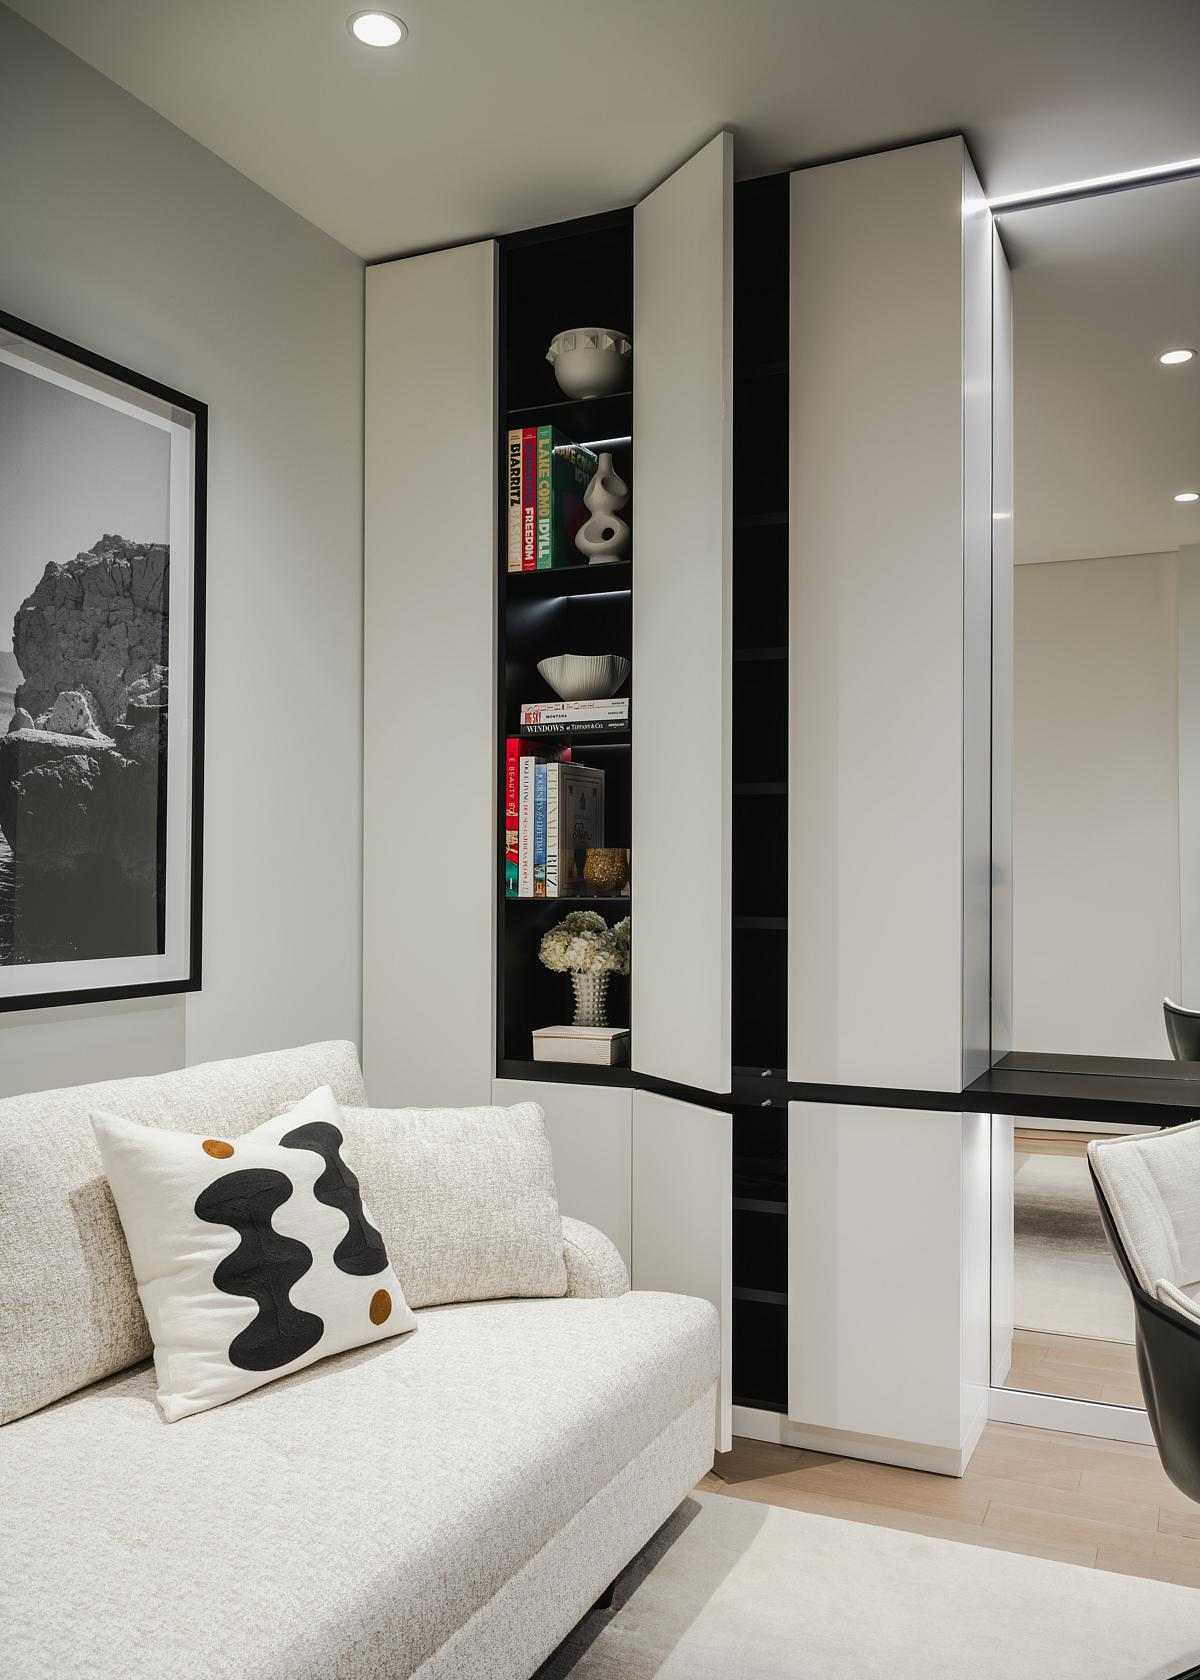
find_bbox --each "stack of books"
[505,739,606,898]
[507,427,595,572]
[519,697,629,737]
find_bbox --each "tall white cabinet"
[782,138,1006,1473]
[363,132,1009,1477]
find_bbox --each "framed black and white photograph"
[0,311,205,1010]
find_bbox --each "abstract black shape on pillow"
[194,1169,324,1371]
[280,1119,389,1277]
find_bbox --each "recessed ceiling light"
[1160,349,1196,365]
[348,11,407,46]
[1176,491,1200,503]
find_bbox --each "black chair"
[1164,997,1200,1062]
[1089,1132,1200,1679]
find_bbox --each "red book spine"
[521,426,537,571]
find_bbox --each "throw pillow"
[339,1101,568,1307]
[92,1085,416,1421]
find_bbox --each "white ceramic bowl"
[537,653,631,702]
[546,328,632,400]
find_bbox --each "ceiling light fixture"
[1176,492,1200,504]
[988,156,1200,212]
[348,11,407,46]
[1160,349,1196,365]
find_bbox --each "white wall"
[0,7,364,1094]
[1013,551,1180,1057]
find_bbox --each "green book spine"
[535,425,553,570]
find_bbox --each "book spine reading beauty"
[506,429,523,573]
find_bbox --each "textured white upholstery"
[0,1291,720,1680]
[339,1102,568,1308]
[1088,1120,1200,1306]
[0,1041,368,1425]
[561,1215,630,1298]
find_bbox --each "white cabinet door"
[363,243,496,1108]
[632,1090,732,1450]
[494,1077,632,1271]
[631,132,733,1094]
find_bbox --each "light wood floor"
[699,1422,1200,1588]
[1006,1327,1141,1406]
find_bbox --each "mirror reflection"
[1002,175,1200,1069]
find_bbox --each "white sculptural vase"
[575,450,631,566]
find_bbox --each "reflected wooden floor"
[699,1421,1200,1587]
[1005,1327,1142,1406]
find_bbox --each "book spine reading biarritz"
[506,430,523,573]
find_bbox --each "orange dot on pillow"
[202,1139,235,1159]
[369,1289,392,1325]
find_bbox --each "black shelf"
[506,561,632,600]
[506,895,631,909]
[731,172,790,1413]
[497,1058,635,1088]
[498,209,635,1072]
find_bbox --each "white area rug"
[1015,1148,1135,1342]
[536,1493,1200,1680]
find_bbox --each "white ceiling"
[10,0,1200,260]
[1005,176,1200,566]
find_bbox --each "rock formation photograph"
[0,356,173,969]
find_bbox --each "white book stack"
[531,1025,631,1066]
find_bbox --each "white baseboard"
[730,1405,982,1478]
[987,1385,1154,1444]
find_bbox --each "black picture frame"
[0,308,206,1011]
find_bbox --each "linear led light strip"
[988,156,1200,211]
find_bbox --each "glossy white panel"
[494,1077,632,1272]
[788,1101,989,1464]
[364,243,496,1106]
[789,138,994,1091]
[632,1089,732,1450]
[631,132,733,1094]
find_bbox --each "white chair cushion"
[1088,1119,1200,1296]
[0,1041,368,1426]
[338,1102,568,1308]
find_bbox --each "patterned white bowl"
[537,653,631,701]
[546,328,631,400]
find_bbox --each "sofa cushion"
[0,1290,720,1680]
[0,1040,367,1426]
[93,1087,417,1421]
[339,1102,568,1307]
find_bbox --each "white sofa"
[0,1042,719,1680]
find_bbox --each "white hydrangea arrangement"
[539,911,631,977]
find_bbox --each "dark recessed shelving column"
[731,175,790,1415]
[496,211,635,1083]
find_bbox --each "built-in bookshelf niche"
[496,209,634,1083]
[731,174,790,1413]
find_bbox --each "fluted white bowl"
[546,328,631,400]
[537,653,631,701]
